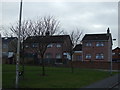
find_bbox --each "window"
[3,44,7,48]
[45,53,52,58]
[47,44,53,48]
[76,55,82,61]
[32,43,38,48]
[96,42,104,47]
[56,44,61,48]
[86,42,92,46]
[96,53,104,59]
[85,54,91,59]
[112,52,115,55]
[56,53,61,59]
[25,45,29,48]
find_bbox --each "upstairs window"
[85,54,91,59]
[47,44,53,48]
[56,44,61,48]
[96,53,104,59]
[85,42,92,46]
[96,42,104,47]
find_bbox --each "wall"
[82,41,110,62]
[68,61,120,70]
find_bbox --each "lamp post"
[110,38,116,76]
[16,0,23,88]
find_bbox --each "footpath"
[84,73,120,89]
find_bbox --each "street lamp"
[16,0,23,88]
[110,38,116,76]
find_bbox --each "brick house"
[2,37,17,64]
[82,28,112,62]
[24,35,72,64]
[73,44,82,61]
[112,47,120,62]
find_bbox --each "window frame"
[85,42,92,47]
[96,53,104,59]
[96,42,104,47]
[47,43,53,48]
[85,54,91,59]
[56,53,61,59]
[56,44,61,48]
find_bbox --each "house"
[112,47,120,62]
[73,44,82,61]
[0,34,2,64]
[2,37,17,64]
[82,28,112,62]
[24,35,72,64]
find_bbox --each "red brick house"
[24,35,72,64]
[82,28,112,62]
[112,47,120,62]
[73,44,82,61]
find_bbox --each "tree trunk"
[71,54,74,73]
[41,55,45,76]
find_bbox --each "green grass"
[2,64,118,88]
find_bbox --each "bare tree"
[26,16,61,76]
[8,19,35,78]
[65,28,83,73]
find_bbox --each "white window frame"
[86,42,92,46]
[47,44,53,48]
[96,53,104,59]
[85,54,91,59]
[96,42,104,47]
[56,44,61,48]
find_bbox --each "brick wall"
[82,41,112,62]
[68,61,120,70]
[69,61,120,70]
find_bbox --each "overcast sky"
[0,1,119,48]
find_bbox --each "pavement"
[84,73,120,89]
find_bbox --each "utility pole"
[16,0,22,88]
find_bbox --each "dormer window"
[47,44,53,48]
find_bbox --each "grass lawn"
[2,64,118,88]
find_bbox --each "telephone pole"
[16,0,22,88]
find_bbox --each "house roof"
[82,34,111,41]
[25,35,72,44]
[73,44,82,51]
[2,37,17,43]
[112,47,120,51]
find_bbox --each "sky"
[0,0,119,49]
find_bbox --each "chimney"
[107,27,110,34]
